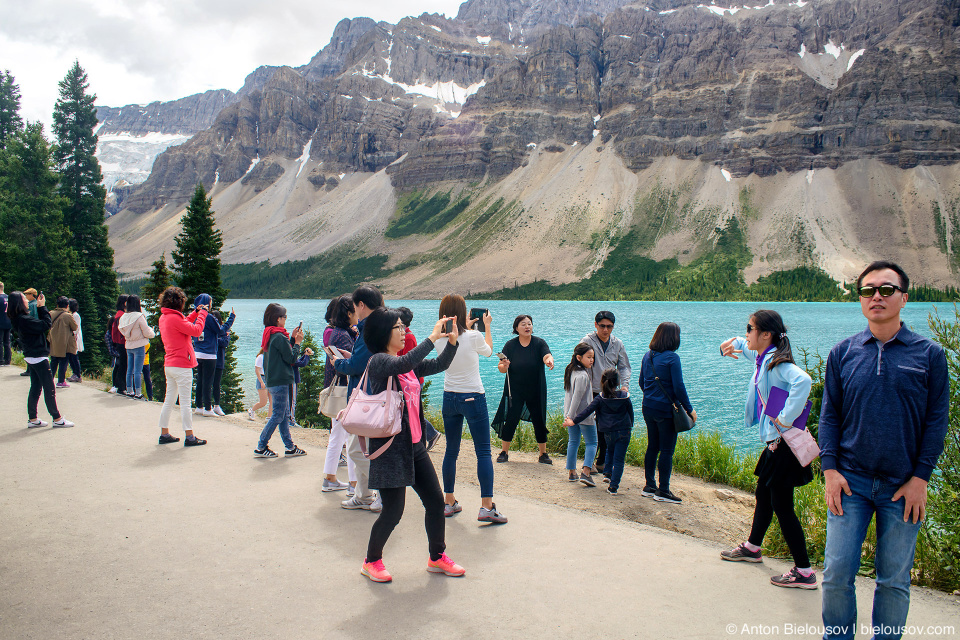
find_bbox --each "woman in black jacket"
[358,308,461,583]
[7,292,74,428]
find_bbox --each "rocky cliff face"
[105,0,960,289]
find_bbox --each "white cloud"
[0,0,463,131]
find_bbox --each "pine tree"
[219,333,246,414]
[293,330,326,427]
[141,255,172,401]
[0,70,23,147]
[170,183,242,411]
[171,183,228,304]
[52,60,118,370]
[0,122,79,295]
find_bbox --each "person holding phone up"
[434,296,507,524]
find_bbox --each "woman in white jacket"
[67,298,83,382]
[118,295,155,400]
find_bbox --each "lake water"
[222,299,946,449]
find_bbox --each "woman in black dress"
[491,314,555,464]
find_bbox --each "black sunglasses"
[597,323,614,329]
[859,284,903,298]
[746,323,755,334]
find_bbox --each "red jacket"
[111,310,125,346]
[159,307,207,368]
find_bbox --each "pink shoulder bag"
[758,387,820,467]
[337,365,403,460]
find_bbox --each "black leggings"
[142,365,153,401]
[51,356,69,384]
[196,359,216,410]
[367,443,445,563]
[748,468,810,569]
[27,360,61,421]
[212,366,224,406]
[642,408,677,491]
[112,349,127,392]
[501,397,548,443]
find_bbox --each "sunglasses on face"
[746,324,755,334]
[859,284,903,298]
[598,323,614,330]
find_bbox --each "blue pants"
[126,346,145,393]
[566,422,598,472]
[441,391,494,498]
[603,430,631,491]
[258,386,293,451]
[821,469,922,640]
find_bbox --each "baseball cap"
[24,288,38,296]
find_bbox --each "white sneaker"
[247,408,256,421]
[322,478,350,492]
[213,406,226,417]
[27,419,47,428]
[341,496,375,510]
[52,418,75,428]
[201,409,215,417]
[370,495,382,513]
[194,407,203,415]
[108,387,117,394]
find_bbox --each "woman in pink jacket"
[157,286,208,446]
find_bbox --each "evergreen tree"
[219,333,246,414]
[141,255,172,401]
[52,60,118,370]
[0,122,79,295]
[0,70,23,147]
[171,183,228,304]
[171,183,242,410]
[293,330,325,427]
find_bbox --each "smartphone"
[444,319,453,334]
[496,352,507,361]
[323,345,342,360]
[297,321,303,330]
[470,308,488,332]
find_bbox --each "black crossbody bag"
[650,353,695,433]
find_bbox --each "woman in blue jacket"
[639,322,696,504]
[191,294,235,417]
[718,309,816,590]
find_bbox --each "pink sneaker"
[56,382,70,388]
[427,553,465,577]
[361,558,392,583]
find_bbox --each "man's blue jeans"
[441,391,494,498]
[258,386,293,451]
[822,469,922,640]
[566,422,598,472]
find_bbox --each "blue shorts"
[256,378,263,390]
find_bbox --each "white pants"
[159,366,194,433]
[346,433,372,499]
[323,418,357,480]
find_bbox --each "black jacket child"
[572,389,634,432]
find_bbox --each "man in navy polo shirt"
[819,261,949,640]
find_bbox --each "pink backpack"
[337,365,403,459]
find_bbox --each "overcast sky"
[0,0,464,130]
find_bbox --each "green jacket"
[264,332,300,388]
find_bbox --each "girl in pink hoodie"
[157,286,208,446]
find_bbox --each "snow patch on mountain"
[95,132,190,191]
[796,40,867,89]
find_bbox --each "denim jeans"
[822,469,922,640]
[603,429,631,491]
[258,386,293,451]
[126,346,145,393]
[441,391,494,498]
[566,422,598,471]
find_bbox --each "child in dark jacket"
[566,368,634,494]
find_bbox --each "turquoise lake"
[221,299,946,450]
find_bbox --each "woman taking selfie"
[359,309,463,583]
[491,314,555,464]
[718,310,816,589]
[434,295,506,524]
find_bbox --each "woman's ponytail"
[751,309,795,370]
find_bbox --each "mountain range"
[100,0,960,296]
